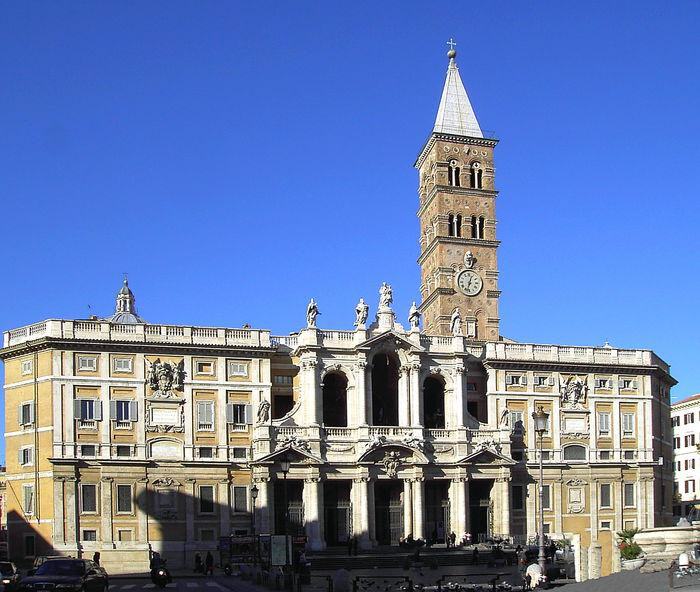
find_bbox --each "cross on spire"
[446,38,457,51]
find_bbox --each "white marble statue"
[256,399,270,424]
[408,302,421,330]
[306,298,319,328]
[450,307,462,336]
[379,282,393,309]
[354,298,369,327]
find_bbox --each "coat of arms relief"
[146,359,185,398]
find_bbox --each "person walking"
[194,553,203,574]
[205,551,214,576]
[92,552,100,566]
[449,532,456,548]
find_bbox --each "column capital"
[453,365,466,375]
[400,365,412,375]
[137,477,149,484]
[100,477,114,483]
[53,476,67,482]
[253,476,271,483]
[185,478,197,484]
[304,477,322,484]
[353,476,371,483]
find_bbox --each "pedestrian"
[194,553,203,574]
[92,552,100,566]
[205,551,214,576]
[449,532,456,548]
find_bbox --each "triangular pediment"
[456,447,516,466]
[358,441,428,465]
[357,330,423,353]
[253,445,324,466]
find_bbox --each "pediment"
[254,444,324,466]
[357,330,423,353]
[456,447,516,466]
[358,441,428,465]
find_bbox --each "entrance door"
[324,481,353,546]
[469,479,494,542]
[425,481,450,544]
[374,481,403,546]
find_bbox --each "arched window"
[470,216,485,239]
[322,372,348,427]
[455,214,462,237]
[470,162,483,189]
[448,160,461,187]
[423,376,446,429]
[563,445,587,461]
[448,214,455,237]
[478,216,485,239]
[371,353,399,426]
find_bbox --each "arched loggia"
[371,353,399,425]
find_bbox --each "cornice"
[415,132,499,169]
[0,337,276,361]
[418,237,500,266]
[483,358,671,376]
[417,186,498,219]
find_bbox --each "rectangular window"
[199,485,215,513]
[508,375,522,386]
[233,486,247,512]
[624,483,635,507]
[21,359,33,375]
[599,450,611,460]
[19,402,34,426]
[22,485,34,515]
[619,378,637,390]
[672,416,680,427]
[116,400,132,422]
[113,357,133,373]
[197,401,215,431]
[596,377,612,389]
[542,484,551,510]
[534,375,550,387]
[80,444,96,457]
[118,529,133,542]
[623,450,636,460]
[116,445,131,458]
[273,375,293,386]
[597,412,611,436]
[227,403,249,425]
[509,410,524,432]
[19,446,34,466]
[158,489,175,510]
[600,521,611,529]
[76,399,99,421]
[198,447,214,459]
[685,480,696,494]
[621,413,635,437]
[512,485,524,510]
[228,361,248,378]
[600,483,611,508]
[674,437,681,449]
[116,485,132,513]
[81,484,97,513]
[195,360,215,375]
[232,447,248,460]
[78,355,97,371]
[82,530,97,542]
[24,535,35,558]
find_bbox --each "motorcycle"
[150,564,172,588]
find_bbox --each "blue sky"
[1,2,699,461]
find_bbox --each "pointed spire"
[433,43,483,138]
[107,277,145,324]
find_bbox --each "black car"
[20,559,108,592]
[0,562,20,592]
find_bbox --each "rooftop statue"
[306,298,319,328]
[379,282,393,310]
[354,298,369,327]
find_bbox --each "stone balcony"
[3,319,271,349]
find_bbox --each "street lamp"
[251,484,259,567]
[532,406,549,572]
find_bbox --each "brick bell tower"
[415,45,500,340]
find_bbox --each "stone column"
[255,478,273,535]
[53,477,65,545]
[463,478,471,535]
[352,477,371,548]
[452,366,465,428]
[526,482,537,539]
[498,477,511,537]
[588,543,602,579]
[219,480,231,537]
[303,478,324,551]
[403,479,414,537]
[449,478,465,538]
[364,363,373,427]
[613,480,623,532]
[185,478,196,544]
[355,361,367,426]
[409,363,422,427]
[303,359,320,425]
[398,366,410,426]
[100,477,114,546]
[65,477,78,545]
[589,479,598,542]
[413,478,425,539]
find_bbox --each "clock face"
[456,270,483,296]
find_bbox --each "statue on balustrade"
[354,298,369,326]
[306,298,319,328]
[408,302,421,330]
[379,282,393,310]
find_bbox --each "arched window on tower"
[478,216,485,239]
[455,214,462,237]
[470,162,483,189]
[448,214,455,237]
[448,160,461,187]
[322,372,348,427]
[471,216,477,238]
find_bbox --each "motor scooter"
[150,563,172,588]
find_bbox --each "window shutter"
[28,448,33,465]
[245,404,253,425]
[618,379,624,388]
[110,401,117,420]
[197,402,205,424]
[130,401,138,421]
[18,404,23,425]
[74,399,83,420]
[505,375,511,386]
[29,402,35,424]
[632,379,638,389]
[521,376,528,386]
[18,448,23,464]
[94,401,102,421]
[548,376,554,386]
[226,403,234,424]
[209,403,215,425]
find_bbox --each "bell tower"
[415,46,500,340]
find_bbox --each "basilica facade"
[1,49,675,578]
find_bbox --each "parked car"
[20,558,108,592]
[0,562,20,592]
[27,556,67,577]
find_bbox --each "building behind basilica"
[1,49,675,579]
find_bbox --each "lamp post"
[251,483,259,567]
[279,456,291,568]
[532,406,549,572]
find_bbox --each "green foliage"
[616,527,643,560]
